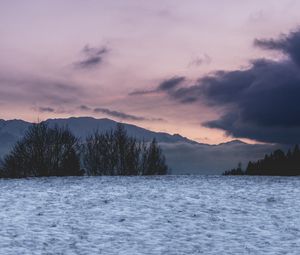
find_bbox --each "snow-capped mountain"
[0,117,280,174]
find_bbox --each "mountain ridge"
[0,117,279,174]
[0,116,244,146]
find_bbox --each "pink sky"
[0,0,300,144]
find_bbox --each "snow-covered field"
[0,176,299,255]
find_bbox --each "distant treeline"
[223,146,300,176]
[0,123,168,178]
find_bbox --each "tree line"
[223,145,300,176]
[0,123,168,178]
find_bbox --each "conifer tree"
[225,145,300,176]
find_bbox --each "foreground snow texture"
[0,176,299,254]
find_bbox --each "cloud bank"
[133,28,300,144]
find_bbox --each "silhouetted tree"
[0,123,82,178]
[114,124,130,175]
[223,162,244,176]
[0,123,168,178]
[144,139,168,175]
[82,125,168,176]
[83,130,117,175]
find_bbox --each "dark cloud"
[93,107,164,122]
[154,29,300,144]
[129,76,185,96]
[158,76,186,91]
[38,107,55,113]
[74,45,108,69]
[0,73,84,106]
[254,28,300,65]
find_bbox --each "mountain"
[0,117,281,174]
[45,117,199,144]
[0,119,31,157]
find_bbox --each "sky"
[1,0,300,144]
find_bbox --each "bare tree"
[1,123,82,178]
[82,124,168,176]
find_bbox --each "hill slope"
[0,117,280,174]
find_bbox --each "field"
[0,176,299,254]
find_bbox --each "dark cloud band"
[136,28,300,144]
[129,76,185,96]
[78,105,164,122]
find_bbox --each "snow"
[0,176,299,254]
